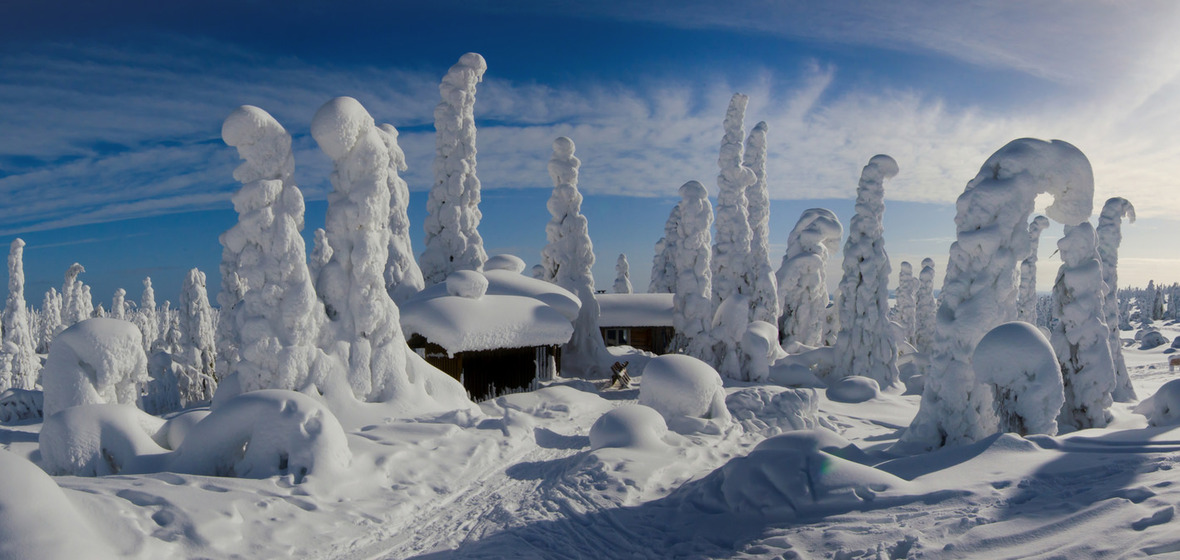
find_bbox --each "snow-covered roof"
[401,293,574,355]
[596,293,674,328]
[407,265,581,322]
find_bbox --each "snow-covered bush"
[613,254,632,294]
[41,318,149,418]
[1097,197,1136,402]
[903,138,1094,450]
[1134,379,1180,427]
[1051,223,1115,430]
[972,321,1063,436]
[1017,216,1050,324]
[777,208,842,350]
[648,204,681,294]
[671,181,715,362]
[741,320,787,382]
[744,120,778,325]
[826,376,881,403]
[378,123,426,304]
[589,404,668,451]
[40,403,166,476]
[1140,330,1169,350]
[638,354,729,432]
[421,52,488,284]
[540,137,611,377]
[831,155,900,387]
[3,239,37,391]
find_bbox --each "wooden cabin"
[596,293,675,354]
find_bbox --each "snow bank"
[1135,379,1180,427]
[638,354,729,433]
[826,376,881,403]
[39,403,167,476]
[42,318,148,417]
[589,404,667,451]
[681,430,910,518]
[0,449,116,559]
[972,322,1063,436]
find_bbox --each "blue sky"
[2,1,1180,305]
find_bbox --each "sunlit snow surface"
[6,335,1180,558]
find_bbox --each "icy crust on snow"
[41,390,351,481]
[401,293,573,355]
[1098,197,1136,402]
[589,404,668,451]
[42,318,148,417]
[777,208,842,350]
[832,155,900,387]
[972,321,1063,436]
[679,430,910,518]
[596,293,673,327]
[1135,379,1180,427]
[672,181,716,363]
[0,449,117,560]
[904,138,1095,450]
[638,354,729,433]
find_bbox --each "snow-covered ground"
[5,332,1180,559]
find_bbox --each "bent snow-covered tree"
[379,124,426,304]
[421,52,488,285]
[1051,223,1116,430]
[1097,197,1136,402]
[61,263,89,329]
[672,181,716,364]
[901,138,1095,451]
[1016,216,1050,324]
[776,208,842,350]
[648,204,681,293]
[743,121,778,325]
[3,239,36,390]
[540,137,611,377]
[613,254,632,294]
[221,104,326,395]
[831,155,900,386]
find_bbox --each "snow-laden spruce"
[41,318,149,418]
[61,263,89,328]
[913,258,937,355]
[220,105,327,396]
[134,277,158,355]
[711,93,756,308]
[973,321,1063,436]
[776,208,842,350]
[3,239,36,390]
[1051,223,1116,430]
[309,227,332,282]
[421,52,488,285]
[648,204,681,294]
[540,137,611,377]
[37,288,61,353]
[743,121,778,325]
[831,155,900,387]
[1016,216,1050,324]
[110,288,126,321]
[614,254,633,294]
[896,261,916,344]
[178,268,216,405]
[902,138,1094,450]
[378,123,425,304]
[667,182,715,362]
[1097,197,1136,402]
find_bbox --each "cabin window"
[604,328,630,346]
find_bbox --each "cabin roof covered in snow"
[596,293,674,327]
[407,266,581,322]
[401,291,574,355]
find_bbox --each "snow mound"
[826,376,880,403]
[741,320,788,382]
[161,408,211,449]
[172,390,350,481]
[638,354,730,432]
[1140,330,1169,350]
[0,449,116,559]
[445,270,488,299]
[589,404,668,451]
[484,254,526,273]
[973,322,1063,435]
[39,403,167,476]
[42,318,149,417]
[490,385,613,420]
[681,430,909,517]
[1135,379,1180,427]
[726,386,818,435]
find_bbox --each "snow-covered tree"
[671,180,716,364]
[743,121,778,325]
[377,124,426,304]
[36,288,61,353]
[60,263,88,328]
[1016,216,1050,324]
[613,254,633,294]
[178,268,217,403]
[648,204,681,294]
[1051,223,1115,430]
[540,137,611,377]
[973,321,1064,436]
[914,258,937,355]
[421,52,488,285]
[134,277,159,355]
[831,155,900,386]
[711,93,756,307]
[309,228,332,284]
[1096,197,1136,402]
[902,138,1095,451]
[221,104,326,395]
[896,261,916,344]
[3,239,36,390]
[776,208,842,350]
[110,289,126,321]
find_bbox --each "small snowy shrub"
[1139,330,1169,350]
[972,322,1063,436]
[1135,379,1180,427]
[41,318,149,417]
[39,403,167,476]
[589,404,667,451]
[638,354,729,431]
[826,376,880,403]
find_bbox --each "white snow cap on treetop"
[862,154,899,183]
[972,138,1094,226]
[311,97,374,161]
[680,180,708,200]
[221,105,294,184]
